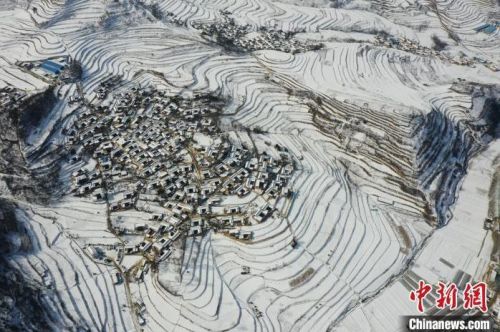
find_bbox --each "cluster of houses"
[94,76,122,100]
[65,85,294,265]
[195,16,322,53]
[249,301,263,319]
[0,85,25,108]
[374,35,498,72]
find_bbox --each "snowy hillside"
[0,0,498,331]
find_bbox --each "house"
[168,229,181,241]
[86,246,102,259]
[114,273,124,285]
[220,216,233,226]
[198,204,211,215]
[236,185,250,197]
[265,183,279,197]
[120,199,134,209]
[157,248,172,262]
[184,185,198,194]
[177,203,194,214]
[239,231,253,240]
[151,213,164,221]
[124,245,138,254]
[138,241,152,252]
[484,218,493,230]
[200,184,214,196]
[134,224,147,232]
[93,188,105,201]
[283,163,294,175]
[225,206,241,214]
[254,204,273,222]
[246,158,258,170]
[145,226,158,238]
[74,174,88,185]
[153,237,171,252]
[168,216,181,227]
[233,217,243,226]
[173,191,185,201]
[188,225,202,236]
[78,185,91,195]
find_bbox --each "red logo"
[409,280,432,313]
[463,282,488,313]
[409,280,488,313]
[436,281,458,310]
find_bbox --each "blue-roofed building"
[474,23,490,32]
[482,25,497,34]
[40,60,65,75]
[475,23,498,34]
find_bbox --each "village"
[64,82,295,278]
[374,34,499,72]
[192,14,323,53]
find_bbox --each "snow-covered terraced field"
[0,0,498,331]
[9,204,134,331]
